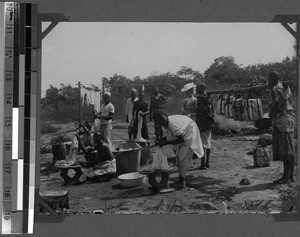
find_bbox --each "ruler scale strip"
[23,3,33,233]
[2,2,37,234]
[2,2,14,234]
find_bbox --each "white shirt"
[166,115,204,159]
[100,102,115,125]
[126,97,138,125]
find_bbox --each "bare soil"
[39,121,298,215]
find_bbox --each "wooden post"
[78,81,82,124]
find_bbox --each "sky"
[41,22,296,96]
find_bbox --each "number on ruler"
[6,72,13,81]
[5,118,12,128]
[5,165,12,174]
[6,95,12,104]
[4,189,11,199]
[5,3,14,21]
[5,48,13,57]
[3,212,11,221]
[5,142,12,151]
[6,25,13,34]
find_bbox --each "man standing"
[181,82,197,121]
[268,71,295,184]
[150,87,166,139]
[98,92,115,145]
[155,113,204,188]
[132,89,149,140]
[196,83,215,170]
[126,89,138,139]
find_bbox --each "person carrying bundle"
[268,71,295,184]
[132,89,150,142]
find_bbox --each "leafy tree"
[204,56,243,89]
[43,84,78,119]
[177,66,204,84]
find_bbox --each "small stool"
[58,165,84,184]
[140,166,175,193]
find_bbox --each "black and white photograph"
[1,0,300,236]
[39,21,298,215]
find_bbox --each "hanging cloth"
[232,97,245,121]
[136,114,143,139]
[80,87,87,106]
[93,91,101,113]
[244,98,263,121]
[216,92,226,115]
[224,94,235,118]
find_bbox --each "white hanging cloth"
[93,91,101,113]
[136,114,143,139]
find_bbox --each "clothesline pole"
[78,81,82,124]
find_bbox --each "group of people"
[70,70,296,186]
[125,87,166,141]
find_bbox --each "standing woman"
[181,82,197,121]
[195,83,215,170]
[268,71,296,184]
[126,88,138,139]
[132,89,150,141]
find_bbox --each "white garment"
[94,91,101,113]
[80,87,87,105]
[182,96,197,121]
[166,115,204,178]
[100,102,115,125]
[126,97,138,126]
[136,114,143,139]
[89,90,95,105]
[92,118,101,132]
[67,135,79,162]
[200,130,212,149]
[166,115,204,160]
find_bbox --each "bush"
[41,124,60,134]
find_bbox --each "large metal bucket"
[111,141,142,175]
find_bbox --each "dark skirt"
[272,126,295,162]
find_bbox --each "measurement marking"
[12,108,19,160]
[17,159,24,211]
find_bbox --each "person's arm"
[92,110,99,119]
[182,99,186,115]
[132,101,137,119]
[125,99,129,122]
[210,96,215,118]
[149,97,153,121]
[139,102,150,117]
[103,143,115,161]
[75,133,88,154]
[156,135,185,147]
[270,89,279,119]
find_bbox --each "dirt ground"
[39,121,298,215]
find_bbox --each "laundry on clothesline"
[80,85,102,112]
[215,93,264,122]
